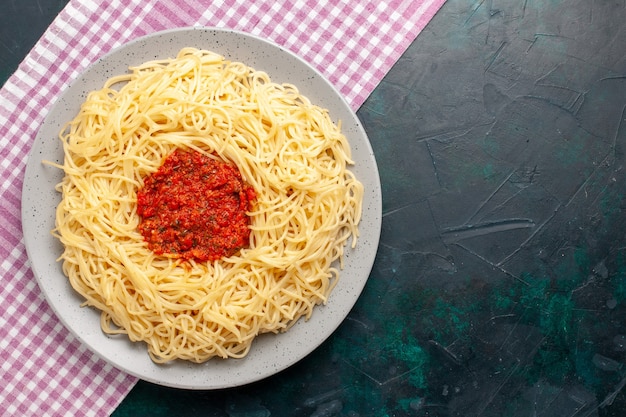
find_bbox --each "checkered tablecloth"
[0,0,445,415]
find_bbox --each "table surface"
[4,1,626,416]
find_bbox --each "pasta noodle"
[52,48,363,363]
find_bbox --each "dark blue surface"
[5,0,626,415]
[0,0,68,85]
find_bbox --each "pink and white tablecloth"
[0,0,445,415]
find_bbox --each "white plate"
[22,27,382,390]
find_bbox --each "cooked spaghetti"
[52,47,363,363]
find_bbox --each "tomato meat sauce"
[137,148,255,262]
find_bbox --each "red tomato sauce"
[136,148,255,262]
